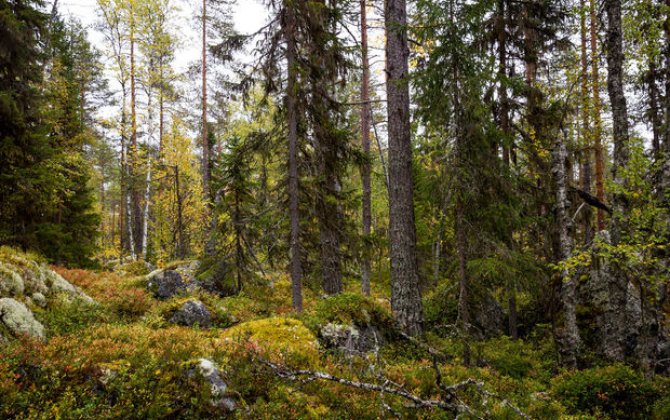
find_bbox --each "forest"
[1,0,670,418]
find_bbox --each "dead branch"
[257,356,531,419]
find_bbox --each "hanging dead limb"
[569,186,612,214]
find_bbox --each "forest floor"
[2,258,670,419]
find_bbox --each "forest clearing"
[1,0,670,418]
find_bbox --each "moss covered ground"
[1,265,669,419]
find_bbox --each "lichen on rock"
[0,262,24,297]
[169,299,212,328]
[0,297,45,339]
[186,358,236,411]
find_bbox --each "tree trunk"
[589,0,606,231]
[202,0,210,201]
[665,0,670,151]
[456,196,470,365]
[497,0,511,164]
[648,61,661,159]
[175,165,185,259]
[385,0,423,336]
[360,0,372,296]
[317,155,343,295]
[580,0,593,244]
[159,57,165,157]
[604,0,630,362]
[553,128,580,368]
[141,159,151,259]
[508,293,518,340]
[285,1,303,312]
[130,7,141,258]
[235,191,243,292]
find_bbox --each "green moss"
[222,317,319,366]
[120,260,152,276]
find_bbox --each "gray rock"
[0,298,45,339]
[319,323,383,355]
[188,358,236,411]
[170,300,211,328]
[31,292,47,308]
[0,263,24,297]
[147,270,186,300]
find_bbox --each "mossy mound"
[220,317,319,366]
[302,292,396,337]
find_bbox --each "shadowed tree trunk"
[580,0,593,244]
[603,0,630,362]
[589,0,606,231]
[385,0,423,336]
[553,128,580,368]
[360,0,372,296]
[284,0,303,312]
[130,4,141,259]
[202,0,210,200]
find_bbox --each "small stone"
[170,300,211,328]
[188,358,236,411]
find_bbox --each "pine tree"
[386,0,423,336]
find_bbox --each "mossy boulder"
[0,298,45,339]
[0,247,94,305]
[304,293,395,335]
[170,299,212,328]
[147,270,187,300]
[319,322,384,355]
[0,262,24,297]
[221,317,319,366]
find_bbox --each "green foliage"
[551,364,660,419]
[0,5,101,266]
[121,260,152,276]
[196,257,237,297]
[477,337,551,381]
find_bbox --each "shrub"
[108,288,153,319]
[478,337,550,380]
[121,260,152,276]
[551,364,659,419]
[34,294,110,335]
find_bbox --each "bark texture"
[553,131,580,368]
[360,0,372,296]
[284,1,303,312]
[604,0,630,362]
[202,0,210,200]
[385,0,423,336]
[589,0,606,231]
